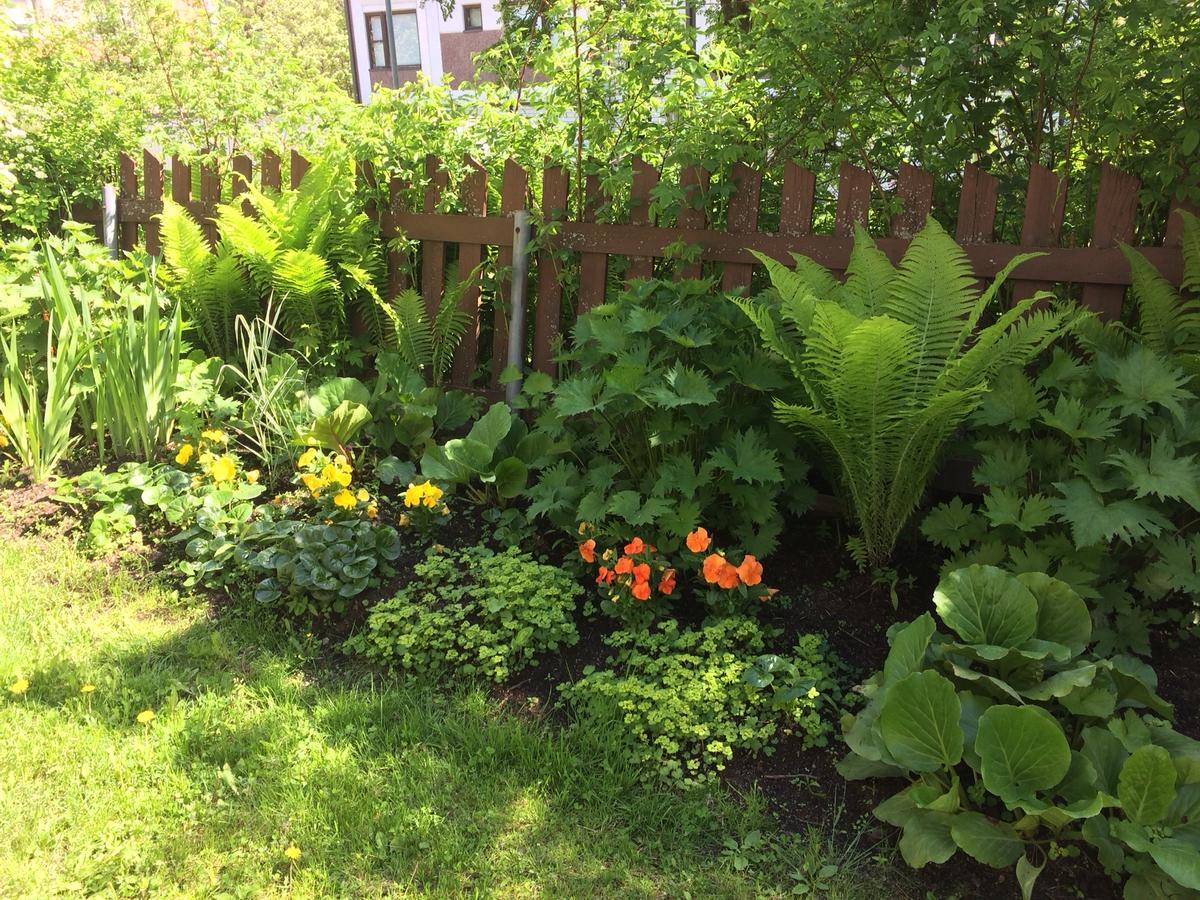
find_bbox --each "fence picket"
[421,154,449,320]
[676,165,709,280]
[260,150,281,191]
[200,163,221,246]
[956,163,999,243]
[450,156,488,385]
[491,160,530,387]
[780,162,816,236]
[386,173,410,299]
[171,155,191,209]
[290,150,310,189]
[143,150,164,256]
[231,154,254,216]
[720,162,761,292]
[1012,164,1068,304]
[892,162,933,238]
[835,162,872,237]
[578,172,608,312]
[1082,164,1141,320]
[626,157,659,284]
[119,152,138,252]
[534,163,569,374]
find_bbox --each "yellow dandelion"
[175,443,195,465]
[8,677,29,696]
[80,683,96,694]
[284,844,302,862]
[136,709,155,725]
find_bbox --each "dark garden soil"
[6,478,1196,900]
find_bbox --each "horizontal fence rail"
[71,149,1197,391]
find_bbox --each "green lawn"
[0,534,900,899]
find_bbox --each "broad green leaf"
[1148,839,1200,891]
[933,564,1038,647]
[879,671,964,772]
[882,613,936,686]
[1015,852,1045,900]
[950,812,1025,867]
[1017,571,1091,653]
[1119,745,1177,826]
[976,705,1071,804]
[837,752,905,780]
[307,377,370,416]
[897,810,957,868]
[300,400,371,451]
[444,437,494,474]
[493,457,528,500]
[466,402,513,452]
[375,456,415,486]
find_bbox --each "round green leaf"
[1149,838,1200,890]
[934,565,1038,647]
[493,456,528,500]
[1018,571,1091,653]
[977,705,1071,804]
[883,613,936,686]
[1118,744,1177,826]
[880,670,964,772]
[308,377,370,416]
[898,810,958,869]
[950,811,1026,867]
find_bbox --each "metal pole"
[102,184,118,258]
[505,210,533,404]
[383,0,400,90]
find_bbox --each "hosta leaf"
[933,564,1038,647]
[977,705,1071,804]
[950,812,1026,867]
[1017,571,1091,653]
[879,671,964,772]
[1119,744,1177,826]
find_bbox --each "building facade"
[343,0,503,102]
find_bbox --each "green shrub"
[922,213,1200,653]
[736,219,1077,567]
[347,545,581,681]
[522,277,810,556]
[559,618,840,786]
[838,564,1200,898]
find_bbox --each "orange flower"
[717,562,741,589]
[579,539,597,564]
[614,556,634,575]
[624,537,645,555]
[596,566,612,584]
[658,568,676,595]
[702,553,727,584]
[686,527,711,553]
[632,581,651,601]
[632,563,651,584]
[737,554,763,586]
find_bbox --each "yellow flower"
[210,455,237,483]
[398,513,409,527]
[298,448,318,469]
[334,454,349,469]
[403,481,441,508]
[201,428,228,444]
[321,464,351,488]
[366,504,378,520]
[333,489,357,510]
[356,488,369,502]
[8,677,29,696]
[284,844,302,862]
[246,469,260,484]
[0,431,8,448]
[301,473,326,495]
[806,686,820,699]
[136,709,155,725]
[80,683,96,694]
[175,443,194,465]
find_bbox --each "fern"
[379,285,469,385]
[1120,211,1200,375]
[740,218,1073,566]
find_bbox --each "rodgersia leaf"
[1097,347,1193,422]
[1107,438,1200,510]
[921,497,985,551]
[982,488,1053,533]
[709,430,783,485]
[1051,478,1173,548]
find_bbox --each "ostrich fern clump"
[158,158,386,358]
[735,218,1077,567]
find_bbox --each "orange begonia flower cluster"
[578,525,770,607]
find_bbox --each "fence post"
[505,210,533,405]
[102,184,118,258]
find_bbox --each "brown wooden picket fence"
[72,148,1196,394]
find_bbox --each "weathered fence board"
[70,149,1192,396]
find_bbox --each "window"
[463,4,483,31]
[364,10,421,68]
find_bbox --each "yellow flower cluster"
[403,481,444,509]
[173,428,251,486]
[295,449,375,517]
